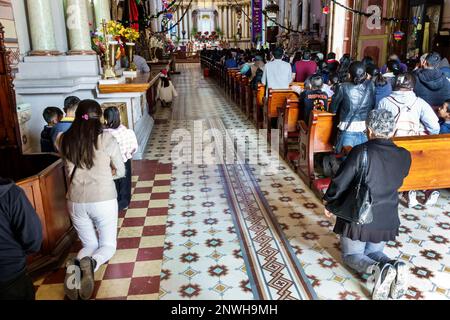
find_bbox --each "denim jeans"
[340,237,392,274]
[335,130,368,154]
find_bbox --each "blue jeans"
[340,237,391,274]
[335,130,368,154]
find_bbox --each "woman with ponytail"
[330,61,376,154]
[58,99,125,300]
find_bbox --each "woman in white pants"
[58,99,125,300]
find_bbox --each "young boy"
[438,99,450,134]
[40,107,63,153]
[51,96,80,149]
[299,74,329,123]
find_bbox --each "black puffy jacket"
[0,178,42,283]
[329,80,375,125]
[414,68,450,106]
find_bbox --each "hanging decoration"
[323,6,330,15]
[393,30,405,41]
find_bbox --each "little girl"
[103,107,138,211]
[157,77,178,108]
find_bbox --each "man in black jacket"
[0,178,43,300]
[413,52,450,106]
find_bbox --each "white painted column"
[301,0,309,31]
[26,0,60,55]
[157,0,163,32]
[226,6,230,39]
[278,0,285,34]
[149,0,158,32]
[291,0,299,31]
[93,0,111,29]
[66,0,95,54]
[86,0,95,33]
[11,0,31,56]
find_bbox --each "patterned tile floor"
[152,64,450,300]
[34,160,171,300]
[34,64,450,300]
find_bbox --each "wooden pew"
[240,75,249,112]
[253,83,265,129]
[264,89,299,132]
[228,69,239,97]
[277,97,301,160]
[297,111,335,191]
[395,134,450,192]
[295,112,450,196]
[234,72,242,104]
[245,79,254,120]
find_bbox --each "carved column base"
[68,50,97,55]
[30,50,63,56]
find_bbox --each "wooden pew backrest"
[394,134,450,192]
[298,111,335,186]
[267,89,299,119]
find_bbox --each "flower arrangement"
[122,27,140,43]
[106,21,125,40]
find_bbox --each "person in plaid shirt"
[103,107,138,210]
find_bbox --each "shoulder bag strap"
[344,86,370,132]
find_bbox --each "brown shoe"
[79,257,96,300]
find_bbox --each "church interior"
[0,0,449,301]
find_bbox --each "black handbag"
[326,145,373,225]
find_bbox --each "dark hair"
[302,50,311,61]
[394,73,415,91]
[327,52,336,60]
[387,59,401,75]
[444,99,450,112]
[60,99,103,170]
[328,73,340,85]
[309,74,324,90]
[272,47,283,59]
[374,72,388,87]
[362,56,375,69]
[366,65,379,77]
[338,54,353,81]
[43,107,63,123]
[103,106,121,129]
[425,52,441,68]
[64,96,81,114]
[293,51,303,64]
[349,61,367,85]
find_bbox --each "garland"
[154,0,193,34]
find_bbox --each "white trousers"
[67,200,118,271]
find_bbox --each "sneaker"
[322,156,332,177]
[64,258,80,300]
[407,190,419,208]
[79,257,96,300]
[389,260,408,299]
[425,191,440,207]
[329,156,341,176]
[368,262,397,300]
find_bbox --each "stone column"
[93,0,111,29]
[11,0,30,56]
[227,6,231,39]
[278,0,285,34]
[51,0,69,53]
[66,0,96,54]
[176,7,181,38]
[26,0,60,55]
[86,0,95,33]
[187,8,191,39]
[291,0,299,31]
[149,0,158,32]
[157,0,163,32]
[301,0,309,31]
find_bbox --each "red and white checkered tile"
[33,160,171,300]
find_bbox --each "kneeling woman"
[59,100,125,300]
[324,109,411,300]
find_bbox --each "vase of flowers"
[122,27,140,71]
[95,20,126,79]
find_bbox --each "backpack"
[387,96,425,137]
